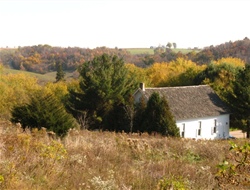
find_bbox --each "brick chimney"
[139,82,145,91]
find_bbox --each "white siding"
[176,114,230,140]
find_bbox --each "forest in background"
[0,38,250,74]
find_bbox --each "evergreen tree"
[133,96,147,132]
[230,65,250,137]
[160,98,179,136]
[11,90,77,137]
[67,53,138,130]
[55,62,65,82]
[106,103,129,132]
[142,92,162,133]
[142,92,179,137]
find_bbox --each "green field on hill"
[2,68,75,84]
[125,48,200,55]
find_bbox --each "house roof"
[138,85,230,120]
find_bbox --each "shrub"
[157,175,190,190]
[216,142,250,189]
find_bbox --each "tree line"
[0,52,249,138]
[1,38,250,74]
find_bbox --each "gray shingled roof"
[142,85,230,120]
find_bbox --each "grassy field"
[0,121,248,190]
[125,48,200,55]
[125,48,155,55]
[2,68,76,83]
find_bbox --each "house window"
[198,121,201,136]
[213,127,217,133]
[213,119,217,134]
[181,124,185,137]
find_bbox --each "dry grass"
[0,121,247,190]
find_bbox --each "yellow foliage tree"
[145,58,205,87]
[125,63,151,87]
[214,57,245,67]
[166,58,206,86]
[0,73,40,119]
[44,81,69,102]
[145,62,169,87]
[202,57,245,97]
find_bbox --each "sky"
[0,0,249,49]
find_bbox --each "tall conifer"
[142,92,179,137]
[67,54,138,130]
[56,62,65,82]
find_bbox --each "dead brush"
[0,121,240,190]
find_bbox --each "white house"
[133,83,231,140]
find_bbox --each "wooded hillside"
[1,38,250,74]
[192,37,250,64]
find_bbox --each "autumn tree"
[44,81,70,104]
[0,73,40,119]
[145,62,169,87]
[67,53,138,130]
[166,58,205,86]
[125,63,150,86]
[194,57,245,101]
[142,55,155,65]
[145,58,204,87]
[193,49,214,64]
[164,49,177,62]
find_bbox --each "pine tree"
[230,65,250,137]
[142,92,162,133]
[134,96,147,133]
[142,92,179,137]
[55,62,65,82]
[11,90,77,137]
[67,53,138,130]
[160,97,179,137]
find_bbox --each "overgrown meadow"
[0,121,249,190]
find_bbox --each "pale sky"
[0,0,249,49]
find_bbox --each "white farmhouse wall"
[176,114,230,140]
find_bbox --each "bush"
[157,175,190,190]
[216,142,250,189]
